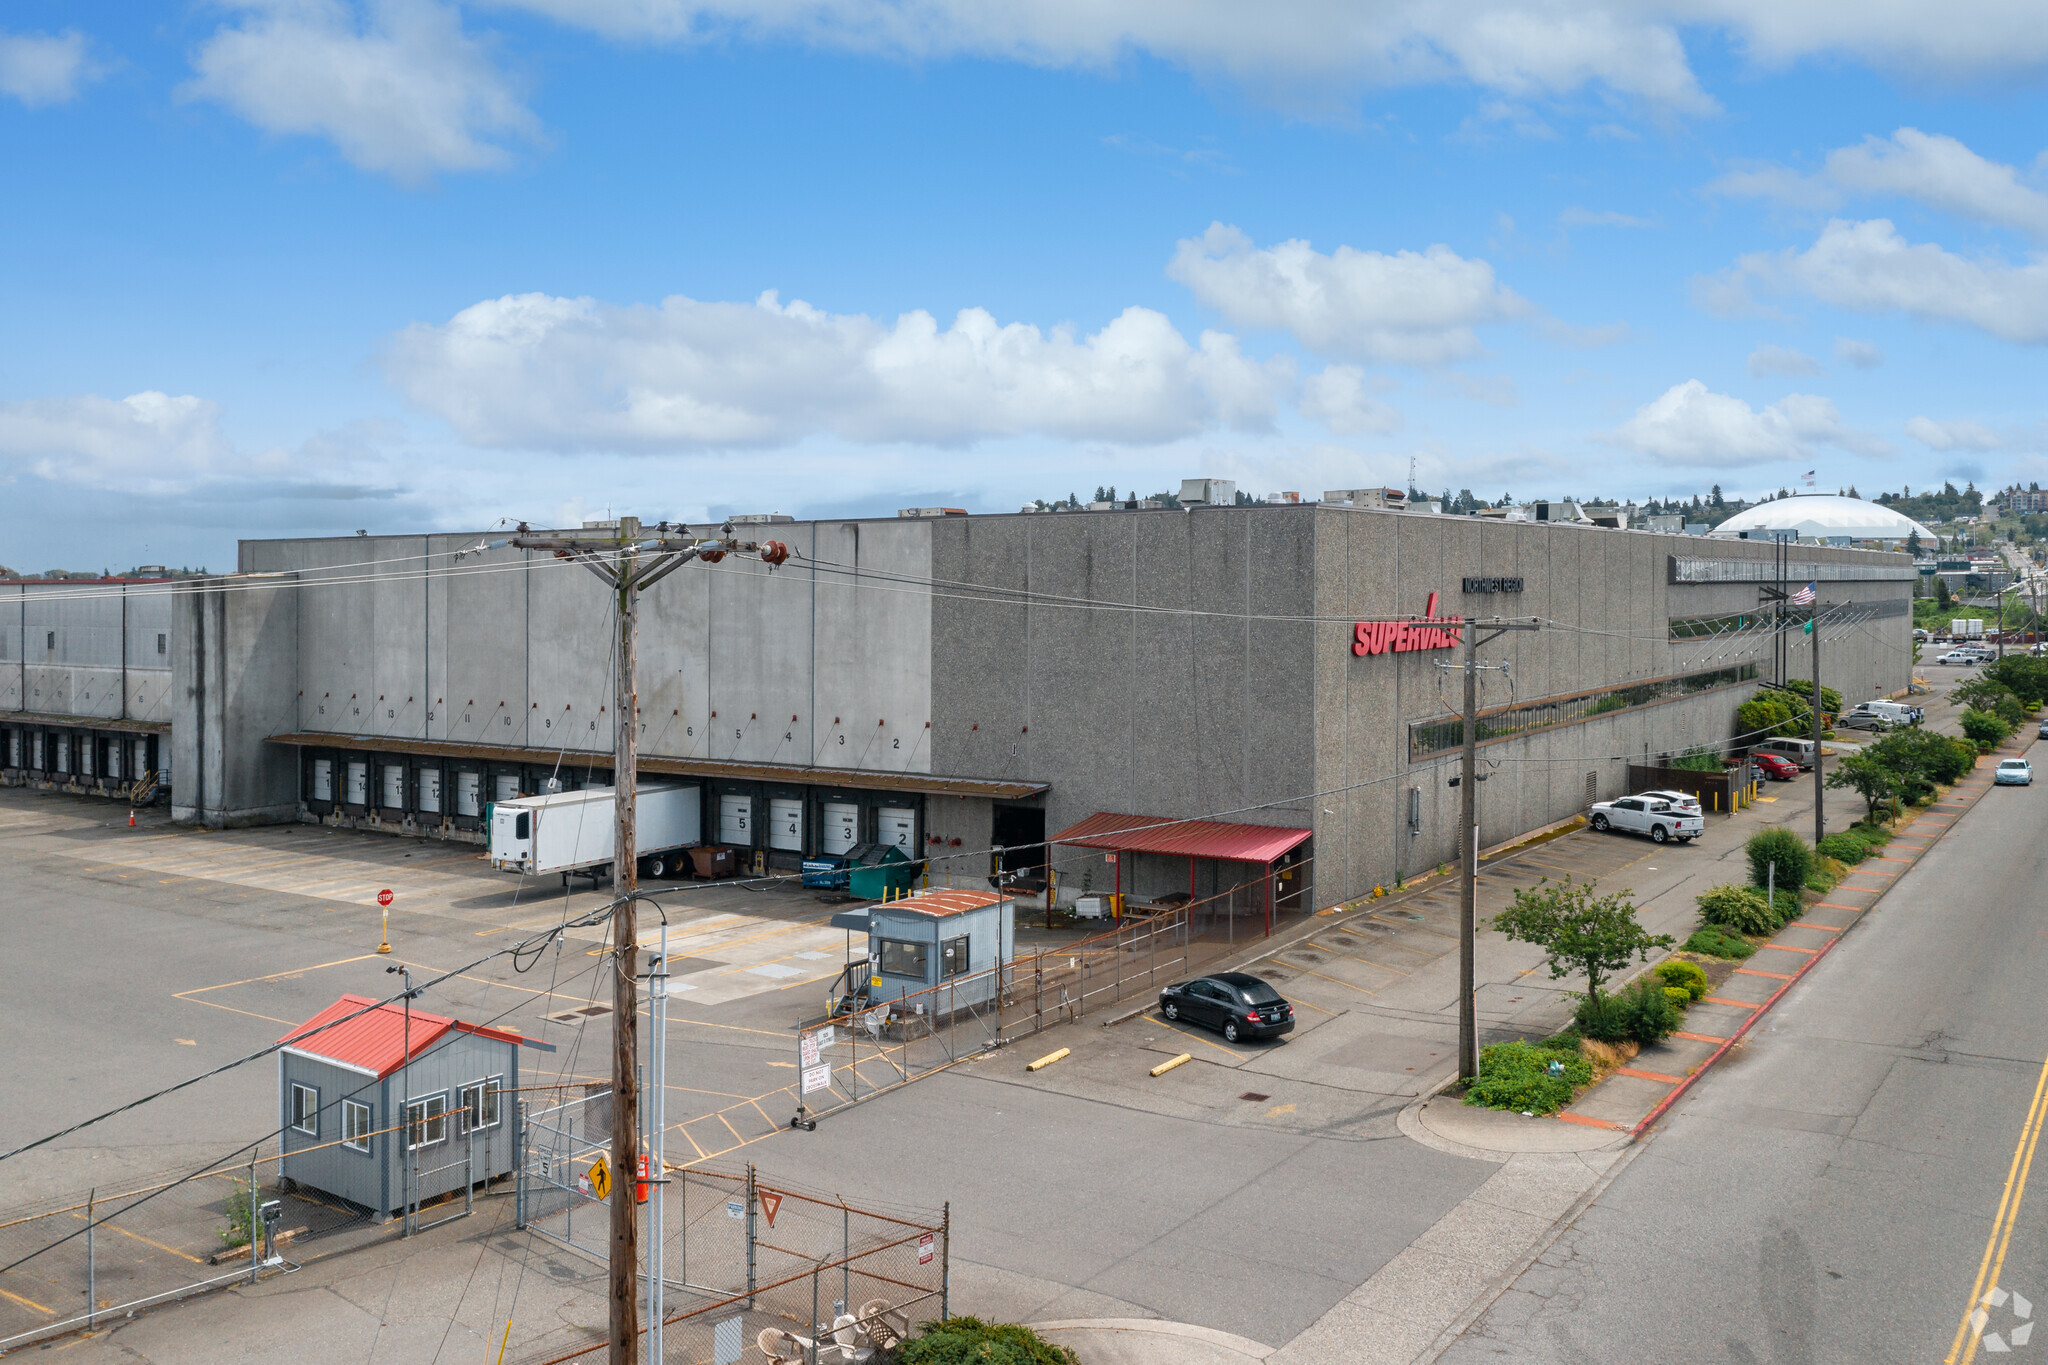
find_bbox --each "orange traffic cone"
[128,809,136,828]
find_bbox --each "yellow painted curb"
[1150,1053,1192,1077]
[1027,1047,1070,1072]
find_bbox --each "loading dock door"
[879,806,916,852]
[417,768,442,814]
[454,771,482,817]
[718,794,752,845]
[493,773,521,804]
[311,759,333,802]
[132,738,149,779]
[32,734,44,770]
[767,797,802,851]
[55,738,69,775]
[80,742,93,777]
[345,762,368,805]
[103,740,120,780]
[822,802,858,855]
[380,764,405,809]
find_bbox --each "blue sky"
[5,2,2048,570]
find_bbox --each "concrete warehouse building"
[4,501,1915,919]
[1,578,175,800]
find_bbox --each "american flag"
[1790,581,1816,605]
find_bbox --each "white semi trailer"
[489,784,702,881]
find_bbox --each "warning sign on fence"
[800,1034,820,1067]
[801,1063,832,1095]
[918,1232,935,1265]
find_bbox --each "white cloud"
[1605,379,1891,465]
[1834,337,1884,368]
[183,0,539,182]
[1167,223,1528,365]
[1299,366,1404,435]
[1430,372,1520,407]
[1709,129,2048,238]
[1905,416,2026,452]
[384,289,1288,450]
[0,29,96,107]
[1747,344,1822,377]
[0,392,236,488]
[1717,218,2048,344]
[497,0,1718,112]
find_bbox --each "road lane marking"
[1946,1049,2048,1364]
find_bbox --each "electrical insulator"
[759,540,790,566]
[699,549,726,564]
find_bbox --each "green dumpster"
[847,844,917,899]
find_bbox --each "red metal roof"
[278,994,530,1078]
[1049,812,1312,864]
[873,888,1010,918]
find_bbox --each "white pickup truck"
[1587,796,1704,844]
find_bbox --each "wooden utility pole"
[512,517,791,1364]
[1454,615,1541,1083]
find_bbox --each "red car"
[1751,754,1799,781]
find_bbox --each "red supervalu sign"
[1353,591,1464,657]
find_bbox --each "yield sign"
[758,1189,782,1227]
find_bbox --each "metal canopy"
[264,732,1048,799]
[1049,811,1311,864]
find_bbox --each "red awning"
[278,994,536,1078]
[1049,812,1312,864]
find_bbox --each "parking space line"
[1286,964,1380,996]
[1142,1012,1244,1058]
[0,1284,55,1316]
[175,954,381,998]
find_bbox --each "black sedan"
[1158,972,1295,1042]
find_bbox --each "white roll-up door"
[55,738,69,774]
[879,806,916,851]
[345,761,368,805]
[455,771,482,817]
[103,740,120,779]
[417,768,442,813]
[493,773,521,803]
[33,734,46,770]
[80,741,94,777]
[6,730,19,767]
[719,794,752,845]
[822,802,858,855]
[767,797,803,851]
[312,758,333,801]
[132,738,149,778]
[381,764,405,809]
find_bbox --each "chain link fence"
[789,904,1190,1126]
[514,1094,948,1365]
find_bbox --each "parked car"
[1636,788,1703,814]
[1587,797,1704,844]
[1996,758,2034,786]
[2037,719,2048,740]
[1755,737,1819,770]
[1158,972,1295,1043]
[1837,705,1892,732]
[1750,754,1800,781]
[1937,649,1991,665]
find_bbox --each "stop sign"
[376,888,394,907]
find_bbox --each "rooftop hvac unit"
[1324,488,1406,509]
[897,507,968,518]
[729,513,795,524]
[1179,477,1237,506]
[1267,491,1302,504]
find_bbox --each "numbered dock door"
[822,802,858,855]
[132,738,150,780]
[879,806,917,852]
[344,761,369,806]
[767,797,803,852]
[718,794,752,845]
[380,763,405,810]
[417,768,442,814]
[311,758,334,802]
[454,771,482,818]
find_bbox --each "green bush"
[1747,827,1813,896]
[1683,926,1754,959]
[1784,676,1844,715]
[1697,883,1781,935]
[1848,821,1892,846]
[1816,832,1870,863]
[1995,693,2033,729]
[1617,977,1683,1044]
[1463,1040,1593,1114]
[1805,870,1835,893]
[1663,985,1692,1007]
[1668,746,1726,773]
[1574,991,1631,1042]
[1961,708,2011,746]
[1654,959,1709,1000]
[1737,694,1796,741]
[899,1318,1082,1365]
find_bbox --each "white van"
[1754,737,1818,770]
[1862,700,1920,726]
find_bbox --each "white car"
[1636,788,1703,815]
[1996,758,2033,786]
[1587,797,1705,844]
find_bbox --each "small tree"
[1491,876,1673,1002]
[1827,748,1903,821]
[1746,828,1813,897]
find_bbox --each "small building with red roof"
[276,993,551,1219]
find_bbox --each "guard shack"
[846,889,1015,1013]
[276,994,553,1219]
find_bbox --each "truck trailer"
[489,784,702,881]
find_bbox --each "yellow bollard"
[1027,1047,1070,1072]
[1150,1053,1193,1077]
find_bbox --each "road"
[1441,740,2048,1363]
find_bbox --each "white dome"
[1710,494,1934,544]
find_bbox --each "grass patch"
[1464,1039,1594,1115]
[1682,926,1755,959]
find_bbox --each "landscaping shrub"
[899,1318,1081,1365]
[1683,926,1754,959]
[1574,991,1632,1042]
[1746,828,1813,897]
[1663,985,1693,1007]
[1668,746,1725,773]
[1616,977,1683,1044]
[1737,694,1796,741]
[1995,693,2033,729]
[1654,959,1709,1000]
[1816,832,1870,864]
[1961,708,2011,747]
[1697,883,1780,935]
[1848,821,1893,847]
[1463,1040,1593,1114]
